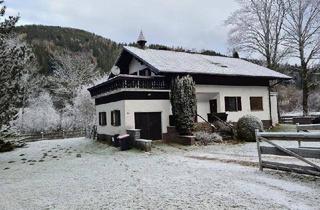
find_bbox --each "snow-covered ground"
[0,138,319,210]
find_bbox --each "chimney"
[137,30,147,49]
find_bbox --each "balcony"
[88,74,170,97]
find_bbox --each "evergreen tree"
[0,1,33,132]
[170,75,197,135]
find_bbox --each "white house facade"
[88,33,290,141]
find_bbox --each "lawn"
[0,138,319,210]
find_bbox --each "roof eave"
[160,71,292,80]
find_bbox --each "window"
[225,97,242,112]
[250,97,263,111]
[98,112,107,126]
[111,110,121,126]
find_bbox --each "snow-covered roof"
[123,46,291,79]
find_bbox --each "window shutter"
[250,97,263,111]
[102,112,106,125]
[111,110,121,126]
[225,97,242,112]
[111,111,114,126]
[99,112,107,126]
[237,97,242,111]
[116,110,121,126]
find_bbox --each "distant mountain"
[15,25,121,75]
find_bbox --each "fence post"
[62,130,64,139]
[255,129,263,171]
[296,123,301,147]
[41,131,44,140]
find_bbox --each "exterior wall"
[196,85,271,122]
[124,100,171,133]
[196,93,219,121]
[96,100,126,136]
[95,84,277,137]
[270,92,279,125]
[96,99,171,136]
[128,58,147,75]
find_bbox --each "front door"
[134,112,162,140]
[209,99,217,113]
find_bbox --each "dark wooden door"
[134,112,162,140]
[209,99,217,113]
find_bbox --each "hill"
[15,25,121,75]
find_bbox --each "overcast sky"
[7,0,239,54]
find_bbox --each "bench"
[296,123,320,148]
[255,130,320,176]
[135,139,152,152]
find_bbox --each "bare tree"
[226,0,288,69]
[283,0,320,115]
[49,50,98,130]
[50,50,98,103]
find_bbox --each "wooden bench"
[135,139,152,152]
[296,123,320,148]
[255,130,320,176]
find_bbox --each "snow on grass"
[0,138,319,210]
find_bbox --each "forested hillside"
[15,25,121,75]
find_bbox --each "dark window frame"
[111,110,121,126]
[250,97,263,111]
[98,112,107,126]
[225,97,242,112]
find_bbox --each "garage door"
[134,112,162,140]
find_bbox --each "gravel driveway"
[0,138,319,210]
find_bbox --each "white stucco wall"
[124,100,171,133]
[96,99,171,136]
[128,58,147,75]
[270,92,279,125]
[95,85,278,136]
[196,85,271,122]
[196,93,219,121]
[96,100,126,135]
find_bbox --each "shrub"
[193,122,213,133]
[236,115,263,142]
[194,131,223,145]
[170,75,197,135]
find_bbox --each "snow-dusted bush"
[194,131,223,145]
[193,122,213,133]
[309,91,320,112]
[236,115,263,142]
[58,87,95,131]
[276,85,302,113]
[170,75,197,135]
[12,92,60,133]
[72,87,95,130]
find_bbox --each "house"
[88,32,291,141]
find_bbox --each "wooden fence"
[255,130,320,176]
[280,115,320,124]
[296,123,320,148]
[18,130,86,142]
[279,116,294,124]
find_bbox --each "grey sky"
[7,0,239,54]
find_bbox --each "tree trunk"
[301,65,309,116]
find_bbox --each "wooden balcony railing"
[88,75,170,97]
